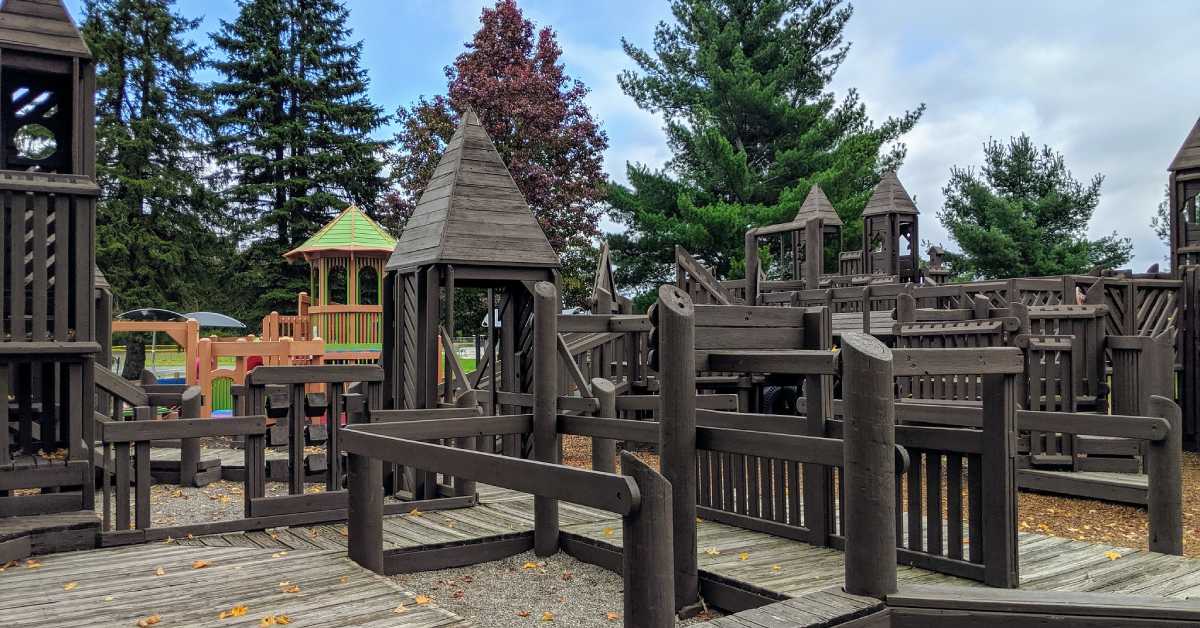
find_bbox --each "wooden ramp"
[0,542,471,627]
[1018,468,1149,505]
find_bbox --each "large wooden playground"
[5,2,1200,626]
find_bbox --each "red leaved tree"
[385,0,608,256]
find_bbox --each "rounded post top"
[533,281,557,300]
[656,284,694,317]
[590,377,616,394]
[840,332,892,362]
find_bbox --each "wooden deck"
[5,485,1198,626]
[832,311,895,337]
[0,542,470,627]
[171,486,1200,602]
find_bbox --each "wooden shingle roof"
[862,172,918,217]
[1169,117,1200,172]
[387,107,559,272]
[793,185,843,227]
[285,205,396,261]
[0,0,91,58]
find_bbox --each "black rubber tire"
[761,385,799,415]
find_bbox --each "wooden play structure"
[4,5,1200,626]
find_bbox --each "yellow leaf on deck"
[103,595,114,602]
[137,615,162,627]
[704,547,720,556]
[280,584,300,594]
[414,594,431,605]
[154,566,166,576]
[602,527,614,537]
[24,559,41,569]
[541,611,555,621]
[393,604,408,614]
[771,564,781,571]
[219,605,248,620]
[339,527,348,537]
[738,552,749,561]
[1105,550,1121,560]
[63,581,78,591]
[409,507,422,517]
[339,575,349,584]
[192,560,210,569]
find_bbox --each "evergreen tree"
[939,134,1132,279]
[211,0,387,321]
[609,0,922,292]
[387,0,609,311]
[83,0,229,312]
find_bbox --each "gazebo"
[862,171,920,283]
[382,107,559,414]
[745,185,844,288]
[284,205,396,347]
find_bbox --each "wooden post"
[1148,395,1184,555]
[982,372,1020,588]
[656,284,699,612]
[590,377,617,473]
[345,393,383,573]
[803,308,832,545]
[841,332,897,598]
[621,452,675,628]
[896,293,915,324]
[532,281,560,556]
[453,389,478,497]
[744,231,760,306]
[179,386,202,487]
[804,218,822,289]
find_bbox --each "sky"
[62,0,1200,269]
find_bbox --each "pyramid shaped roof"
[285,205,396,261]
[0,0,91,58]
[387,108,559,272]
[862,172,918,217]
[1169,117,1200,172]
[793,185,843,227]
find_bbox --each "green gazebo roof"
[284,205,397,261]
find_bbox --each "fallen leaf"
[541,611,554,621]
[414,594,431,605]
[136,615,162,627]
[704,547,720,556]
[63,581,78,591]
[522,561,540,570]
[162,537,174,545]
[408,507,422,517]
[1104,550,1121,561]
[271,551,288,558]
[24,559,41,569]
[219,605,248,620]
[453,590,465,599]
[192,560,210,569]
[339,576,349,584]
[393,604,407,614]
[338,527,348,537]
[602,527,614,537]
[103,595,114,602]
[771,564,781,571]
[517,611,531,617]
[280,583,300,594]
[154,566,166,576]
[606,611,620,621]
[561,571,573,581]
[738,552,749,561]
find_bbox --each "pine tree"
[83,0,229,312]
[609,0,922,291]
[387,0,609,310]
[939,134,1133,279]
[211,0,387,321]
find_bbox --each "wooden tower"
[1169,117,1200,269]
[0,0,99,513]
[745,184,844,289]
[382,108,558,415]
[862,172,920,283]
[284,205,395,346]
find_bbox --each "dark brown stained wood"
[621,452,676,628]
[616,393,739,412]
[1169,116,1200,171]
[339,429,638,515]
[591,377,617,473]
[863,171,918,216]
[533,281,561,555]
[891,347,1024,376]
[1147,396,1184,555]
[246,363,384,385]
[696,426,844,466]
[99,415,267,442]
[345,414,532,439]
[387,107,559,272]
[656,284,701,612]
[382,533,534,574]
[0,0,91,58]
[981,372,1019,588]
[841,332,897,597]
[557,414,660,443]
[700,349,839,374]
[888,585,1200,621]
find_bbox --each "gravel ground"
[390,550,720,627]
[97,480,299,527]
